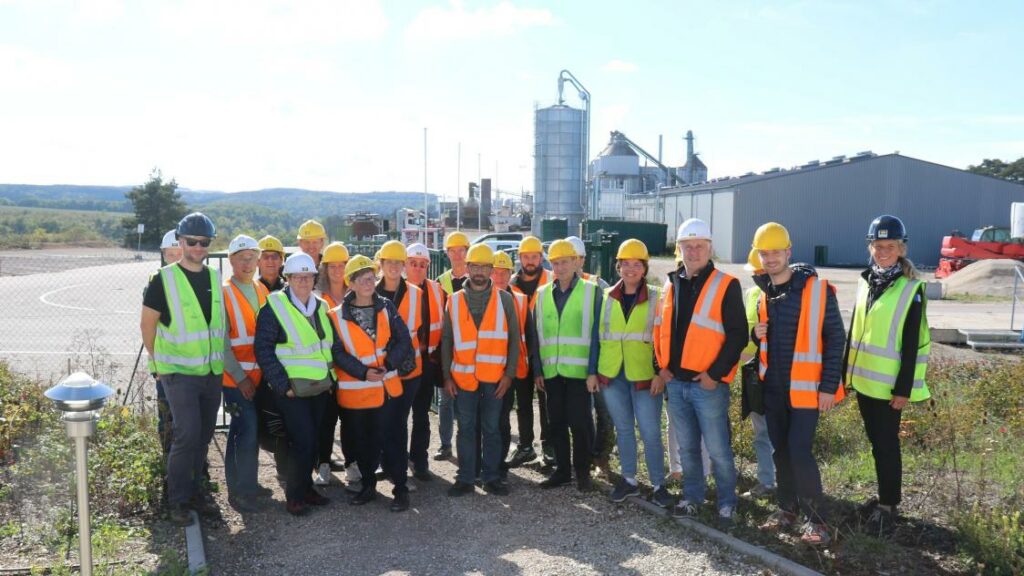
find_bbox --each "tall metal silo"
[533,104,586,237]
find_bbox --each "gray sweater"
[441,280,520,383]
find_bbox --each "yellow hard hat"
[322,242,350,264]
[493,251,514,270]
[444,231,470,249]
[297,219,327,241]
[519,235,543,254]
[257,235,285,255]
[744,248,763,272]
[547,239,576,261]
[466,243,494,265]
[378,240,407,262]
[752,222,792,251]
[616,238,649,261]
[345,255,376,282]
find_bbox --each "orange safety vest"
[510,290,529,379]
[320,291,342,310]
[449,287,509,391]
[757,277,846,409]
[329,304,403,409]
[655,268,740,383]
[222,279,269,388]
[396,283,424,379]
[423,279,444,355]
[512,269,551,311]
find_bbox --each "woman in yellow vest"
[596,240,675,508]
[328,255,415,512]
[844,215,930,537]
[313,241,351,487]
[253,253,337,516]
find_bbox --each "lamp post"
[44,372,114,576]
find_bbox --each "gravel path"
[201,412,768,576]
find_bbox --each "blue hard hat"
[176,212,216,239]
[866,215,907,242]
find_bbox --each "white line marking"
[38,284,94,311]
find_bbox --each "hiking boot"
[506,445,537,468]
[672,500,698,518]
[447,481,475,497]
[539,473,572,489]
[718,506,736,529]
[651,486,675,509]
[390,492,410,512]
[433,446,452,461]
[313,463,331,486]
[800,522,832,546]
[168,504,193,527]
[759,509,798,532]
[483,480,510,496]
[609,479,641,503]
[865,506,897,538]
[741,483,776,499]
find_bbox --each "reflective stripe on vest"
[757,277,846,408]
[848,276,931,401]
[536,276,596,379]
[222,279,268,387]
[598,284,660,381]
[153,264,225,375]
[511,291,529,379]
[266,292,333,381]
[330,303,403,409]
[397,283,423,379]
[425,280,444,353]
[656,269,739,383]
[449,288,509,390]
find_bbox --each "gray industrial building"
[625,152,1024,266]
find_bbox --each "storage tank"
[533,105,585,237]
[1012,202,1024,239]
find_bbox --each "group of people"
[141,211,930,547]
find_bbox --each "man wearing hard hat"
[750,222,845,546]
[297,219,328,268]
[652,218,747,527]
[257,235,286,292]
[507,235,553,468]
[442,244,520,497]
[533,239,603,491]
[402,243,447,481]
[141,212,224,526]
[221,235,270,512]
[433,231,471,460]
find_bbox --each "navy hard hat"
[176,212,216,239]
[866,215,907,242]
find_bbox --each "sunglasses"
[182,237,211,247]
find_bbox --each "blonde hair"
[870,240,917,280]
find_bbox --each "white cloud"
[603,59,637,73]
[405,0,557,43]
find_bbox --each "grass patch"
[941,292,1012,303]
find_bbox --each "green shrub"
[956,505,1024,575]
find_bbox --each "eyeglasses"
[182,237,211,248]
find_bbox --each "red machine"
[935,226,1024,278]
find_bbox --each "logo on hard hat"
[878,230,889,238]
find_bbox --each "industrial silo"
[533,104,586,237]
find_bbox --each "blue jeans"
[666,379,737,510]
[750,411,776,488]
[603,375,665,487]
[454,383,504,484]
[438,389,455,450]
[223,386,259,496]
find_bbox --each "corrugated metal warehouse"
[626,153,1024,266]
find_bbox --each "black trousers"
[857,393,904,507]
[500,377,530,462]
[544,376,594,478]
[764,387,824,523]
[275,391,326,503]
[316,393,340,465]
[410,364,440,474]
[344,389,411,496]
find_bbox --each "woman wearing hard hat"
[844,215,930,538]
[596,239,674,508]
[253,253,338,516]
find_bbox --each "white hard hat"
[676,218,712,241]
[407,243,430,260]
[282,252,317,275]
[160,230,179,250]
[565,236,586,256]
[228,234,259,255]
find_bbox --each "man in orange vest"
[653,218,748,527]
[751,223,845,546]
[405,243,446,480]
[442,244,521,496]
[508,235,553,467]
[221,235,270,512]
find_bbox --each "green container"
[582,219,668,257]
[541,218,569,242]
[814,245,828,266]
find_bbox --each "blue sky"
[1,0,1021,200]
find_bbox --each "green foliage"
[122,169,188,249]
[0,206,125,248]
[967,157,1024,183]
[91,406,164,515]
[956,506,1024,575]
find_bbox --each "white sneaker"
[346,464,362,484]
[313,463,331,486]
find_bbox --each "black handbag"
[740,357,764,419]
